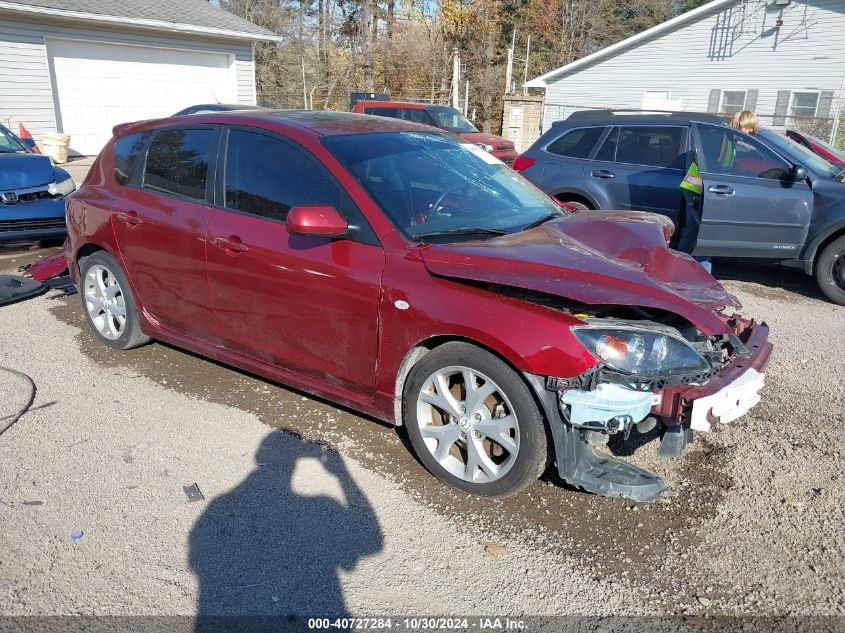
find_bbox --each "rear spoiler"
[112,120,149,137]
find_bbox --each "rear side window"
[400,108,434,125]
[143,128,214,201]
[615,126,686,169]
[364,107,401,119]
[113,131,152,186]
[224,129,340,222]
[545,127,605,159]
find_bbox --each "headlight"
[572,327,710,376]
[475,143,494,153]
[48,176,75,197]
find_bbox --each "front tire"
[79,251,150,350]
[403,342,549,497]
[815,236,845,306]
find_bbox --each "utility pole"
[464,80,469,117]
[522,34,531,96]
[451,48,461,109]
[504,29,515,95]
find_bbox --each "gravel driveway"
[0,248,842,626]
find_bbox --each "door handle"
[708,185,735,196]
[116,211,141,226]
[211,236,249,254]
[591,170,615,179]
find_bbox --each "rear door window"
[363,107,401,119]
[545,127,605,159]
[400,108,434,125]
[615,126,687,169]
[143,128,214,201]
[113,131,153,186]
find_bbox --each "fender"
[550,187,602,210]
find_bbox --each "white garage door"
[48,39,239,155]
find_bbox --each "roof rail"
[561,109,726,123]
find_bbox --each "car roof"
[356,101,431,110]
[135,109,441,138]
[558,109,726,126]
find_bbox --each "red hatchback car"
[66,111,772,501]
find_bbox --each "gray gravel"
[0,253,843,619]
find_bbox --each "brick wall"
[501,95,545,153]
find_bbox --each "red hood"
[458,132,513,148]
[420,211,740,335]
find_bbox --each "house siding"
[0,12,256,143]
[541,0,845,132]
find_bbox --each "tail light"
[512,155,535,172]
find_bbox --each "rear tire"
[79,251,150,350]
[402,342,548,498]
[815,236,845,306]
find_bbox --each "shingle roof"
[0,0,281,40]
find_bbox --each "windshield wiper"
[522,212,565,231]
[413,227,507,242]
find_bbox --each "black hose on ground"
[0,365,36,437]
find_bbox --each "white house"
[0,0,282,155]
[525,0,845,141]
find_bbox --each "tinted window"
[364,107,401,119]
[594,127,618,162]
[615,126,686,169]
[546,127,605,159]
[143,129,213,201]
[224,129,339,222]
[113,131,152,186]
[698,125,788,180]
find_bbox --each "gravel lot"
[0,246,843,624]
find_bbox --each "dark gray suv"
[515,110,845,305]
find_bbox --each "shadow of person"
[189,430,383,627]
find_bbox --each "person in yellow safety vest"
[675,154,712,273]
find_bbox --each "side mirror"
[286,205,348,237]
[791,164,808,182]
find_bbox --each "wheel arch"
[808,225,845,274]
[392,334,543,427]
[551,188,599,210]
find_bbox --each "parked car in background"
[66,110,771,502]
[352,100,518,165]
[785,129,845,169]
[0,122,74,243]
[173,103,266,116]
[515,110,845,305]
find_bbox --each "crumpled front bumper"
[653,317,773,428]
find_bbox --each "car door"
[110,126,218,339]
[205,127,385,393]
[692,123,813,258]
[593,125,688,224]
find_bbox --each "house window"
[790,92,819,118]
[720,90,746,114]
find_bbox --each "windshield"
[758,129,842,180]
[323,132,565,241]
[0,126,27,153]
[426,106,478,133]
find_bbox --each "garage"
[47,39,237,156]
[0,0,280,157]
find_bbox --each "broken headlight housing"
[572,327,710,377]
[48,175,75,198]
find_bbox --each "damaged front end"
[524,312,772,502]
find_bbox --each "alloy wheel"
[415,366,520,484]
[83,264,127,340]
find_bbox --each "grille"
[18,190,52,202]
[0,218,65,233]
[497,145,515,152]
[502,157,515,166]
